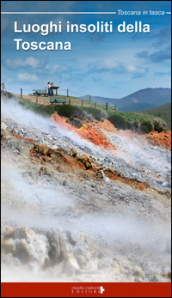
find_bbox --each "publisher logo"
[100,286,105,294]
[71,286,105,295]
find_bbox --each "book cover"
[1,1,171,297]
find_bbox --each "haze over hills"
[81,88,171,111]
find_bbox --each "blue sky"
[1,1,171,98]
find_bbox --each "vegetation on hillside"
[119,103,158,112]
[18,99,103,121]
[107,112,167,134]
[138,102,171,129]
[140,121,154,134]
[108,115,131,130]
[82,107,102,121]
[2,91,169,134]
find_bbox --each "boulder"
[96,170,104,179]
[14,227,50,265]
[46,229,68,265]
[73,233,97,269]
[1,238,16,254]
[77,154,92,170]
[66,230,78,246]
[63,231,97,270]
[4,225,14,238]
[34,144,49,155]
[70,148,77,157]
[39,166,50,176]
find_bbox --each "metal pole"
[89,95,91,102]
[115,104,116,114]
[94,102,96,108]
[67,89,68,97]
[106,102,108,110]
[36,94,38,103]
[21,88,22,98]
[69,98,71,105]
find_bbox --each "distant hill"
[115,88,171,110]
[139,102,171,129]
[120,103,158,112]
[81,95,119,105]
[81,88,171,111]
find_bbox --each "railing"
[1,82,117,111]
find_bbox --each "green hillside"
[138,102,171,129]
[120,103,158,112]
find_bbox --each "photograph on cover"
[1,1,171,282]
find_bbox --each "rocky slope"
[1,95,171,282]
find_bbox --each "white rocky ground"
[1,95,171,282]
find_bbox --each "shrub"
[134,120,139,128]
[153,119,167,133]
[34,105,55,116]
[54,105,84,119]
[140,120,154,134]
[108,115,130,130]
[127,122,132,129]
